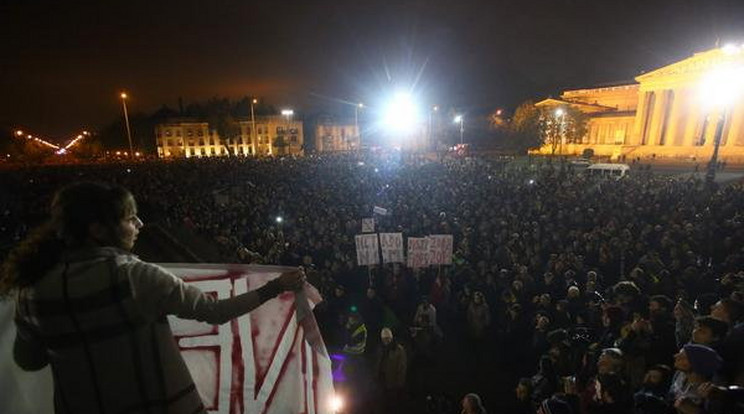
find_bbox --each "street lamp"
[250,98,259,155]
[120,92,135,158]
[281,109,294,156]
[554,108,566,155]
[454,114,464,145]
[428,105,439,151]
[355,103,364,149]
[699,61,744,186]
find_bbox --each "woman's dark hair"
[1,182,135,298]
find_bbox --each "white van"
[585,163,630,179]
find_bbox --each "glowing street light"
[15,130,23,137]
[699,60,744,186]
[554,108,567,154]
[355,102,364,148]
[454,115,464,145]
[120,91,135,158]
[250,98,259,155]
[275,216,284,224]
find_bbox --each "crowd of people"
[1,152,743,413]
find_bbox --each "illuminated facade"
[314,123,360,152]
[533,47,744,161]
[155,116,303,158]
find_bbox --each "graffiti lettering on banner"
[407,237,430,268]
[164,264,335,414]
[361,218,375,233]
[379,233,404,264]
[355,234,380,266]
[427,234,454,265]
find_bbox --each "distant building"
[155,115,303,158]
[533,47,744,161]
[314,122,360,152]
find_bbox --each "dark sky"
[2,0,744,138]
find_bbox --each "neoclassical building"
[533,46,744,161]
[155,115,303,158]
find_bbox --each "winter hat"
[540,397,573,414]
[683,344,722,379]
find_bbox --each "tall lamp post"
[120,92,134,158]
[429,105,439,151]
[355,102,364,150]
[700,58,744,187]
[554,108,566,155]
[250,98,259,155]
[454,114,464,145]
[281,109,294,156]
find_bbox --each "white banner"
[379,233,404,264]
[355,234,380,266]
[372,206,389,216]
[406,237,430,268]
[0,264,335,414]
[361,218,375,233]
[427,235,454,265]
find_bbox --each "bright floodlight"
[120,92,128,99]
[281,109,294,116]
[330,395,344,412]
[15,130,23,136]
[722,43,741,55]
[699,64,744,109]
[555,108,565,117]
[275,216,284,223]
[454,115,463,123]
[382,92,421,132]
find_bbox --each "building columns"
[631,92,650,145]
[646,90,668,146]
[724,101,744,147]
[662,90,684,146]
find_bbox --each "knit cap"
[683,344,722,379]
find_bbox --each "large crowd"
[1,152,743,414]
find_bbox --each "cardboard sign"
[373,206,389,216]
[406,237,430,268]
[355,234,380,266]
[361,218,375,233]
[427,235,454,265]
[379,233,404,264]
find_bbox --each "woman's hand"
[277,268,306,291]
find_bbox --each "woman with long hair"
[1,182,304,414]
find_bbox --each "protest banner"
[379,232,404,263]
[427,234,454,265]
[0,264,335,414]
[406,237,430,268]
[355,234,380,266]
[361,218,375,233]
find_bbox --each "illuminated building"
[155,116,304,158]
[532,47,744,161]
[314,122,360,152]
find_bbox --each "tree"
[505,100,543,153]
[539,106,588,155]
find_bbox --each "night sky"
[2,0,744,139]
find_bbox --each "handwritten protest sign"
[427,234,454,265]
[406,237,430,268]
[361,218,375,233]
[355,234,380,266]
[379,233,404,263]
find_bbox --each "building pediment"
[635,47,744,90]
